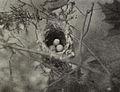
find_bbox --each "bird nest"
[38,22,75,60]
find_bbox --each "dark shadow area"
[44,27,66,47]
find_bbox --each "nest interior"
[44,26,66,47]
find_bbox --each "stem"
[75,4,94,80]
[68,2,110,76]
[29,21,39,41]
[45,58,104,91]
[78,10,88,66]
[3,0,9,10]
[83,42,111,75]
[66,23,111,76]
[11,32,25,47]
[7,45,50,57]
[18,0,32,7]
[9,51,14,81]
[75,6,85,16]
[75,9,89,79]
[83,3,94,38]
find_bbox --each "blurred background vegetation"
[0,0,120,92]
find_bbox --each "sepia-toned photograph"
[0,0,120,92]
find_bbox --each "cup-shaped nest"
[42,23,74,59]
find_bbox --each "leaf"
[32,0,69,11]
[99,0,120,36]
[3,32,10,41]
[0,24,4,29]
[18,23,24,30]
[7,38,18,44]
[3,29,11,41]
[43,0,69,11]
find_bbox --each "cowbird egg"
[56,44,63,52]
[53,39,60,45]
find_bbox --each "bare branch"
[7,45,50,57]
[78,10,88,66]
[83,42,111,75]
[83,3,94,38]
[75,6,85,16]
[66,3,110,76]
[3,0,9,10]
[8,50,14,81]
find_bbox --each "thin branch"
[78,7,89,66]
[44,58,104,91]
[3,0,9,10]
[9,51,14,81]
[74,9,89,80]
[68,26,111,77]
[93,8,102,11]
[34,29,39,41]
[66,6,111,76]
[18,0,53,20]
[30,0,37,9]
[75,6,85,16]
[28,20,39,41]
[30,0,55,20]
[11,32,25,47]
[83,42,111,75]
[69,24,111,76]
[17,0,32,7]
[83,3,94,38]
[5,45,65,63]
[7,45,50,57]
[67,22,80,31]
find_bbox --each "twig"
[66,3,110,75]
[68,22,111,76]
[7,45,50,57]
[11,32,25,47]
[83,3,94,38]
[44,58,104,91]
[67,22,80,31]
[5,45,65,63]
[9,51,14,81]
[3,0,9,10]
[68,26,111,76]
[34,29,39,41]
[17,0,32,7]
[18,0,53,20]
[75,6,85,16]
[82,42,111,75]
[30,0,55,20]
[73,9,89,79]
[28,20,39,40]
[78,8,89,66]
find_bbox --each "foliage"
[0,0,120,92]
[99,0,120,36]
